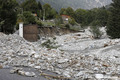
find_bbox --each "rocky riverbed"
[0,28,120,80]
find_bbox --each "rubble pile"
[0,29,120,80]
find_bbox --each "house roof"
[61,15,70,18]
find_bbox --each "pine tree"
[38,1,42,10]
[107,0,120,38]
[21,0,38,13]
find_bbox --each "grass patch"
[41,21,55,27]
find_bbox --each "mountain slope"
[40,0,112,11]
[16,0,112,11]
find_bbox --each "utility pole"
[39,10,41,20]
[43,8,45,21]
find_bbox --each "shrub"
[41,38,59,49]
[36,20,43,26]
[69,25,80,31]
[65,24,70,29]
[90,26,103,39]
[68,17,76,26]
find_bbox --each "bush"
[41,38,59,49]
[65,24,70,29]
[68,17,76,25]
[90,26,103,39]
[69,25,80,31]
[36,20,43,26]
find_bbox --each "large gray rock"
[25,72,36,77]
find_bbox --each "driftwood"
[40,72,71,80]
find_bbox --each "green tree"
[69,17,76,26]
[75,8,87,24]
[21,0,38,13]
[0,0,18,33]
[43,4,57,19]
[55,15,63,26]
[23,11,36,24]
[59,8,67,15]
[51,8,57,18]
[60,7,75,18]
[83,10,95,26]
[95,8,109,27]
[38,1,42,10]
[37,1,42,19]
[107,0,120,38]
[66,7,75,18]
[83,8,109,27]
